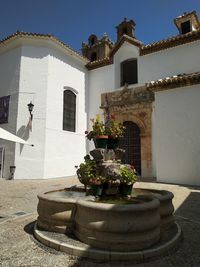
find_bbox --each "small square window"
[181,21,191,34]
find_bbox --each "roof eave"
[0,31,89,65]
[147,72,200,92]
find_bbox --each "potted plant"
[105,115,125,149]
[119,165,138,195]
[104,178,120,195]
[89,175,106,196]
[76,155,96,190]
[76,155,106,196]
[85,114,108,148]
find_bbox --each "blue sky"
[0,0,200,52]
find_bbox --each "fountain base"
[34,222,182,262]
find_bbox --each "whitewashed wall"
[88,64,114,151]
[14,45,49,179]
[44,47,88,178]
[0,47,21,178]
[140,40,200,83]
[0,40,88,179]
[88,64,114,119]
[154,85,200,186]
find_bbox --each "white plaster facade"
[154,85,200,186]
[0,38,88,179]
[0,12,200,185]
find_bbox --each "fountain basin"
[74,196,160,251]
[37,188,86,234]
[134,188,174,230]
[37,187,175,236]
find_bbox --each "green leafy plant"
[119,165,138,185]
[85,114,107,140]
[105,114,125,138]
[85,114,126,141]
[76,155,106,186]
[76,155,96,185]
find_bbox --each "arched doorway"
[119,121,141,174]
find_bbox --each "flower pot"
[90,184,103,196]
[94,135,108,149]
[103,182,119,195]
[107,137,120,149]
[119,183,133,195]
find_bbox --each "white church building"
[0,11,200,186]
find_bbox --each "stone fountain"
[34,147,182,262]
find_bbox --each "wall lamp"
[27,101,34,120]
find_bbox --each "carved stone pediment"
[101,85,154,108]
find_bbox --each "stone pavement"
[0,177,200,267]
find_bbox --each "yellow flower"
[96,114,101,123]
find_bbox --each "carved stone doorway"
[119,121,141,174]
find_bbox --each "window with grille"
[63,89,76,132]
[121,59,138,86]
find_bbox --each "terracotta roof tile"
[86,57,112,70]
[141,30,200,55]
[146,71,200,91]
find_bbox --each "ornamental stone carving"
[101,85,154,179]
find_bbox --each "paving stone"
[0,178,200,266]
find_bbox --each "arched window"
[63,89,76,132]
[88,34,98,46]
[123,27,128,34]
[90,37,95,45]
[121,59,138,86]
[91,52,97,62]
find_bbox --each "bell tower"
[116,18,136,41]
[82,33,114,62]
[174,11,200,34]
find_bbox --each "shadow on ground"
[24,220,36,235]
[175,191,200,222]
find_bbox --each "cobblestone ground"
[0,177,200,267]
